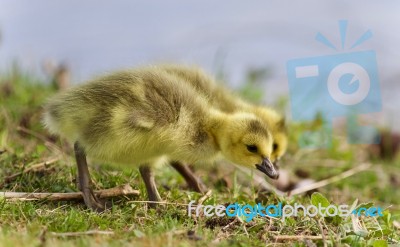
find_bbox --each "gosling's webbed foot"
[76,179,108,212]
[81,188,107,212]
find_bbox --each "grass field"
[0,68,399,247]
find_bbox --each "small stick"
[274,235,324,241]
[0,184,139,201]
[288,163,372,196]
[51,230,114,237]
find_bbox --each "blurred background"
[0,0,399,129]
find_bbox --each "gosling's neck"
[203,109,230,152]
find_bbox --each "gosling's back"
[43,67,213,164]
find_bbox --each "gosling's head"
[253,107,288,164]
[218,113,279,179]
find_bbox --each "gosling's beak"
[255,157,279,179]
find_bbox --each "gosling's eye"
[273,143,279,151]
[246,145,258,153]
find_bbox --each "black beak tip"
[271,173,279,179]
[255,164,279,180]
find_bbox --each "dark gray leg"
[170,161,207,193]
[74,142,105,212]
[139,165,161,208]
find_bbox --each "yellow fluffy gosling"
[43,66,278,211]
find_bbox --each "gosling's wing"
[43,68,209,143]
[158,64,248,113]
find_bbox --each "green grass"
[0,68,399,247]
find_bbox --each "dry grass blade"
[351,214,368,237]
[288,163,372,196]
[197,189,212,206]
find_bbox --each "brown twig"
[274,235,324,241]
[0,184,139,201]
[288,163,372,196]
[51,230,114,237]
[1,156,60,184]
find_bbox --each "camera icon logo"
[286,20,382,148]
[328,61,370,106]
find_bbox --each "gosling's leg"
[74,142,105,212]
[170,161,207,193]
[139,165,161,208]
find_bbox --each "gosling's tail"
[42,97,92,142]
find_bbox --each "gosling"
[43,66,279,211]
[160,64,288,164]
[159,65,287,193]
